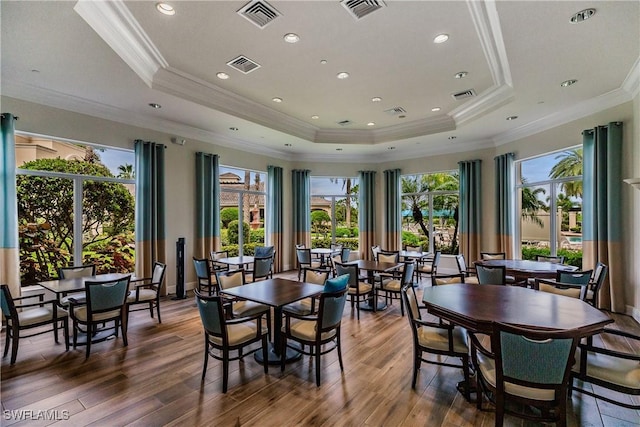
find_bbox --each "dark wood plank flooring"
[2,271,639,426]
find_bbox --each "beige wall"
[3,95,638,318]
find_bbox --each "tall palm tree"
[549,149,582,197]
[117,163,134,179]
[521,185,547,227]
[329,178,353,227]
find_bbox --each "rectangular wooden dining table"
[220,278,324,364]
[38,273,131,303]
[348,260,403,311]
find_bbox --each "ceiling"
[2,0,639,162]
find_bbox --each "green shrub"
[311,237,359,251]
[220,243,261,257]
[220,207,238,228]
[521,246,582,269]
[227,220,250,244]
[335,227,352,237]
[249,228,265,243]
[402,231,421,246]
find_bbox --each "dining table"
[38,273,132,304]
[310,248,339,266]
[219,278,324,364]
[348,259,403,311]
[473,259,577,284]
[399,250,431,261]
[422,283,613,400]
[216,256,255,269]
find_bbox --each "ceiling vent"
[337,120,353,126]
[384,106,407,116]
[227,55,261,74]
[237,0,281,29]
[341,0,386,20]
[452,89,476,100]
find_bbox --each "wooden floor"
[2,271,639,427]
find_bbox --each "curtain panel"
[135,140,166,280]
[494,153,515,257]
[292,169,311,266]
[359,171,377,260]
[195,152,220,259]
[458,160,482,264]
[582,122,623,312]
[383,169,401,251]
[1,113,21,295]
[267,165,283,273]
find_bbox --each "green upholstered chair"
[193,257,216,296]
[480,251,506,260]
[416,251,441,282]
[280,285,348,386]
[195,290,268,393]
[475,264,507,285]
[283,268,329,316]
[126,261,166,323]
[534,270,593,300]
[536,255,565,264]
[1,284,69,365]
[469,322,581,427]
[335,262,373,320]
[68,276,130,358]
[586,262,608,308]
[401,285,470,397]
[378,261,415,316]
[455,254,479,284]
[58,264,96,307]
[295,247,322,280]
[247,255,274,282]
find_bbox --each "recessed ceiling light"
[156,3,175,15]
[455,71,468,79]
[448,136,457,140]
[398,115,406,119]
[431,107,441,112]
[283,33,300,43]
[272,97,283,103]
[337,72,350,79]
[148,103,161,109]
[371,97,382,102]
[229,127,238,131]
[31,69,40,73]
[433,34,449,44]
[311,115,319,120]
[336,148,343,151]
[284,143,292,147]
[560,79,578,87]
[320,60,327,65]
[367,122,375,126]
[388,146,396,150]
[216,72,229,80]
[570,8,596,23]
[506,116,518,121]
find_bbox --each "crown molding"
[73,0,167,87]
[449,84,514,127]
[622,56,640,98]
[492,87,633,146]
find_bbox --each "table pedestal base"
[254,342,302,365]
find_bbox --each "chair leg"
[3,325,10,358]
[85,327,92,359]
[156,298,162,324]
[53,316,59,343]
[10,325,19,365]
[222,349,229,393]
[63,318,70,351]
[412,350,420,388]
[400,295,405,316]
[149,302,154,318]
[202,336,209,381]
[494,394,505,427]
[337,333,344,372]
[315,344,321,386]
[121,313,128,347]
[72,321,78,349]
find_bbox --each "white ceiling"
[2,0,639,163]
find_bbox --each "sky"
[98,147,134,177]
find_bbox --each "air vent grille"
[227,55,261,74]
[341,0,386,20]
[237,0,281,28]
[384,107,407,115]
[452,89,476,100]
[337,120,353,126]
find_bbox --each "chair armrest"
[283,310,318,322]
[15,299,58,309]
[579,328,640,361]
[13,293,45,302]
[468,331,493,359]
[226,311,266,324]
[413,318,453,330]
[130,276,151,284]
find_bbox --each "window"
[219,166,267,256]
[516,148,583,267]
[15,135,135,286]
[401,171,459,253]
[310,177,358,250]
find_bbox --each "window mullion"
[73,178,83,266]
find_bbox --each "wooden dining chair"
[1,285,69,365]
[335,262,372,319]
[455,254,478,284]
[480,252,506,260]
[475,264,507,285]
[193,257,216,296]
[283,268,329,316]
[58,264,96,307]
[536,255,565,264]
[586,262,608,308]
[416,251,441,282]
[296,247,322,280]
[378,261,415,316]
[534,270,593,300]
[126,262,166,323]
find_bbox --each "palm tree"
[117,164,134,179]
[521,185,547,227]
[329,178,353,227]
[549,149,582,197]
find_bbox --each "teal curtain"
[135,140,166,280]
[1,113,20,295]
[494,153,514,257]
[359,171,377,260]
[582,122,623,312]
[195,152,220,259]
[267,165,283,272]
[292,169,311,260]
[458,160,482,264]
[383,169,401,251]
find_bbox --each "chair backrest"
[377,251,399,263]
[253,256,273,280]
[59,264,96,279]
[401,285,422,326]
[210,250,229,270]
[0,285,18,322]
[255,246,274,258]
[536,255,565,264]
[303,269,329,285]
[480,252,506,260]
[475,264,506,285]
[455,254,468,273]
[556,270,592,285]
[370,245,381,259]
[193,258,211,281]
[340,248,351,263]
[589,262,608,305]
[491,322,580,392]
[330,243,343,251]
[216,269,245,290]
[295,243,306,249]
[85,276,130,313]
[401,261,415,286]
[318,288,348,331]
[405,245,422,253]
[296,248,312,264]
[335,262,358,288]
[194,290,224,337]
[429,251,442,275]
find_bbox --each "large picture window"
[310,177,359,250]
[516,148,583,267]
[401,171,459,254]
[15,135,135,286]
[219,166,267,256]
